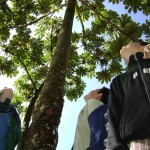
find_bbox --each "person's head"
[0,87,14,103]
[99,87,109,104]
[120,41,149,63]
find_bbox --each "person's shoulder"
[111,74,122,83]
[9,106,21,124]
[111,73,126,89]
[112,71,127,82]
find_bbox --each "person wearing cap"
[0,87,21,150]
[107,41,150,150]
[72,87,109,150]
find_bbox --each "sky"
[0,1,149,150]
[0,76,16,89]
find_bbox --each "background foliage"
[0,0,149,148]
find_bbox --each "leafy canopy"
[0,0,149,107]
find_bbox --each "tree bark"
[23,0,76,149]
[17,82,44,150]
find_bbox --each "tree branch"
[76,4,86,47]
[80,0,135,40]
[3,48,37,90]
[0,4,66,31]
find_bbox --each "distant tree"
[0,0,149,149]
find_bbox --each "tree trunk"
[17,82,44,150]
[23,0,76,149]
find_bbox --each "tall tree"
[0,0,149,149]
[22,0,76,149]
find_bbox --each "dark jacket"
[108,52,150,150]
[0,105,21,150]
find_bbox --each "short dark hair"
[98,87,110,104]
[139,41,149,46]
[134,39,149,46]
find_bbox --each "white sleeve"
[86,98,103,116]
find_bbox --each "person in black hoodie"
[107,41,150,150]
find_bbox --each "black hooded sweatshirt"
[108,52,150,150]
